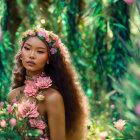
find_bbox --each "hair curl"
[10,33,89,139]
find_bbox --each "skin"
[8,36,66,140]
[21,36,49,77]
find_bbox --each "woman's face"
[21,36,49,75]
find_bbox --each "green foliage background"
[0,0,140,139]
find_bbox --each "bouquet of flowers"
[0,100,48,140]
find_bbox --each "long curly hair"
[10,29,89,138]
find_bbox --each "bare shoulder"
[8,85,25,104]
[43,88,64,112]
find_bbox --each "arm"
[8,87,21,104]
[8,90,15,104]
[45,91,65,140]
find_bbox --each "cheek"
[21,49,26,59]
[37,54,48,66]
[39,55,48,64]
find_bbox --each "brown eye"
[38,51,44,54]
[24,46,30,50]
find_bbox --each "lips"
[27,61,36,66]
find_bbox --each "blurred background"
[0,0,140,139]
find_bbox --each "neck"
[26,69,45,77]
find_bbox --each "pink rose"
[53,35,59,42]
[113,119,126,131]
[7,104,14,113]
[24,82,39,97]
[36,76,52,89]
[45,36,52,43]
[29,119,46,129]
[9,118,16,127]
[0,119,6,128]
[18,101,39,118]
[52,35,61,46]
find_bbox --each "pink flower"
[36,76,52,89]
[9,118,16,127]
[24,82,39,97]
[53,35,59,42]
[0,102,4,107]
[52,35,61,46]
[113,119,126,131]
[29,119,46,129]
[110,104,115,109]
[135,102,140,117]
[0,119,6,128]
[45,36,52,43]
[18,101,39,118]
[98,101,101,104]
[7,104,14,113]
[99,132,107,140]
[59,43,65,54]
[50,48,57,54]
[20,41,23,46]
[123,0,136,4]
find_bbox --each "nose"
[29,50,36,59]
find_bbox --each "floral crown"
[20,28,65,55]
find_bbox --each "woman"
[8,28,89,140]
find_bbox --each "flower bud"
[9,118,16,127]
[0,119,6,128]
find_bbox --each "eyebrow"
[25,43,46,50]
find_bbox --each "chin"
[24,66,38,72]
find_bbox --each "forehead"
[25,36,47,48]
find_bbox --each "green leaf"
[113,23,127,30]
